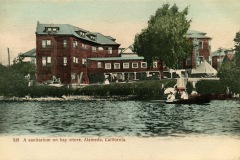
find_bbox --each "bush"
[79,79,175,100]
[186,82,193,94]
[195,80,227,94]
[164,79,177,88]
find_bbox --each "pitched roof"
[20,48,36,57]
[36,22,120,46]
[187,30,206,35]
[122,45,134,54]
[186,30,211,39]
[226,54,234,61]
[191,61,217,75]
[223,54,234,63]
[211,48,234,57]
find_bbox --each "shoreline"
[0,94,238,102]
[0,95,137,102]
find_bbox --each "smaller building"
[20,48,36,64]
[211,48,234,70]
[87,45,162,83]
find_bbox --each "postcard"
[0,0,240,160]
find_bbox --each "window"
[63,57,67,66]
[132,62,138,68]
[42,57,46,66]
[141,62,147,68]
[82,43,87,50]
[42,56,51,66]
[42,40,51,48]
[198,41,203,49]
[52,28,57,32]
[82,58,87,67]
[208,40,211,50]
[71,73,76,80]
[92,46,96,52]
[198,56,204,65]
[73,57,78,64]
[90,35,96,41]
[105,63,111,69]
[153,62,158,68]
[46,27,58,32]
[73,40,78,48]
[114,63,120,69]
[47,57,51,64]
[97,62,102,68]
[108,47,112,54]
[123,63,129,69]
[63,39,68,48]
[80,32,85,37]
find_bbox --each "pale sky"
[0,0,239,65]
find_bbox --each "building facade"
[211,48,235,70]
[36,22,161,85]
[185,30,212,69]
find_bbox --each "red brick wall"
[186,38,211,69]
[36,34,120,84]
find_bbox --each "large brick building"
[36,22,161,85]
[185,30,212,69]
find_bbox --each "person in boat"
[167,92,175,102]
[181,90,189,100]
[191,90,198,95]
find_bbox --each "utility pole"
[7,48,10,66]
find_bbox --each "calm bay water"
[0,100,239,137]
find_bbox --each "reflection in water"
[0,100,239,137]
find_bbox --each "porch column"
[122,73,125,81]
[134,72,137,80]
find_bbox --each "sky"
[0,0,239,65]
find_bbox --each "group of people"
[167,88,189,102]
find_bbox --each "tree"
[11,54,35,76]
[133,3,192,69]
[0,63,28,96]
[234,31,240,67]
[218,30,240,93]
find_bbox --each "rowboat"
[165,95,211,104]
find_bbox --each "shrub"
[195,80,227,94]
[186,82,193,94]
[79,80,174,100]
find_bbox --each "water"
[0,100,240,137]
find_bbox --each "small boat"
[165,95,211,104]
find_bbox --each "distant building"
[185,30,212,69]
[211,48,234,70]
[20,48,36,64]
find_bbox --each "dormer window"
[90,35,96,41]
[45,27,59,33]
[52,28,57,32]
[80,32,86,37]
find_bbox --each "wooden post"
[7,48,10,66]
